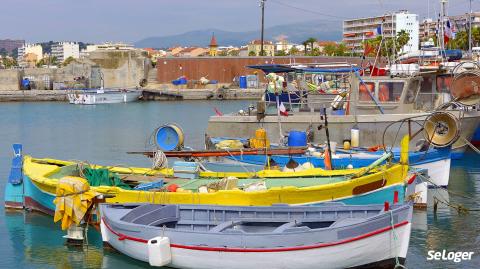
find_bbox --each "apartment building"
[343,10,419,54]
[51,42,79,63]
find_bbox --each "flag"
[375,25,382,36]
[444,20,453,44]
[278,102,288,116]
[213,107,223,116]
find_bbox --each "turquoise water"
[0,101,479,268]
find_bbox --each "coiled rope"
[152,150,168,170]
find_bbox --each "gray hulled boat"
[100,202,412,269]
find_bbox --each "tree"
[363,30,410,59]
[302,41,309,55]
[228,50,240,56]
[449,27,480,49]
[2,57,17,68]
[248,51,256,56]
[275,50,287,56]
[323,43,337,56]
[0,48,8,57]
[62,56,76,66]
[311,48,321,56]
[10,48,18,59]
[288,46,299,56]
[306,37,317,55]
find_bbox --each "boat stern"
[4,144,24,209]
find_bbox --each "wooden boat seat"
[121,204,180,226]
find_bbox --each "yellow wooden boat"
[5,154,408,216]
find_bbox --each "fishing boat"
[4,141,416,216]
[208,137,452,187]
[99,202,413,269]
[67,88,142,104]
[206,64,480,157]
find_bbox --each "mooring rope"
[389,210,407,269]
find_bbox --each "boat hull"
[67,90,141,104]
[101,219,411,269]
[18,172,407,216]
[224,148,451,186]
[5,156,410,215]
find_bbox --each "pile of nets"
[82,167,132,190]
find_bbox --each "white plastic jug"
[148,236,172,267]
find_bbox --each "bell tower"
[209,33,218,56]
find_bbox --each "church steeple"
[209,32,218,56]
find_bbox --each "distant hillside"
[135,20,342,48]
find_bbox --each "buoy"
[351,126,359,148]
[155,124,184,151]
[343,140,351,150]
[347,164,354,169]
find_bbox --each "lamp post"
[260,0,266,56]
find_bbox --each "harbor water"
[0,101,479,268]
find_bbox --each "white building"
[343,10,419,54]
[17,43,43,67]
[275,40,295,52]
[51,42,79,63]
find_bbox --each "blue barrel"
[239,76,247,89]
[155,124,185,151]
[287,131,307,147]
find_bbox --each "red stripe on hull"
[103,217,409,253]
[4,201,24,209]
[24,196,54,216]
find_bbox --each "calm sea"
[0,101,478,268]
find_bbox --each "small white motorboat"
[67,88,142,104]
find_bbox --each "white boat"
[100,202,412,269]
[67,88,142,104]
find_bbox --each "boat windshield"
[359,81,404,103]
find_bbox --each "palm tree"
[306,37,318,54]
[302,41,309,55]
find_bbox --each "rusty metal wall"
[156,56,372,83]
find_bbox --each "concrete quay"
[0,90,68,102]
[142,88,264,101]
[0,88,264,102]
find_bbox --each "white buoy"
[351,127,360,148]
[347,164,354,169]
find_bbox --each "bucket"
[155,124,185,151]
[239,76,247,89]
[288,131,307,147]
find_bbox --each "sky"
[1,0,480,43]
